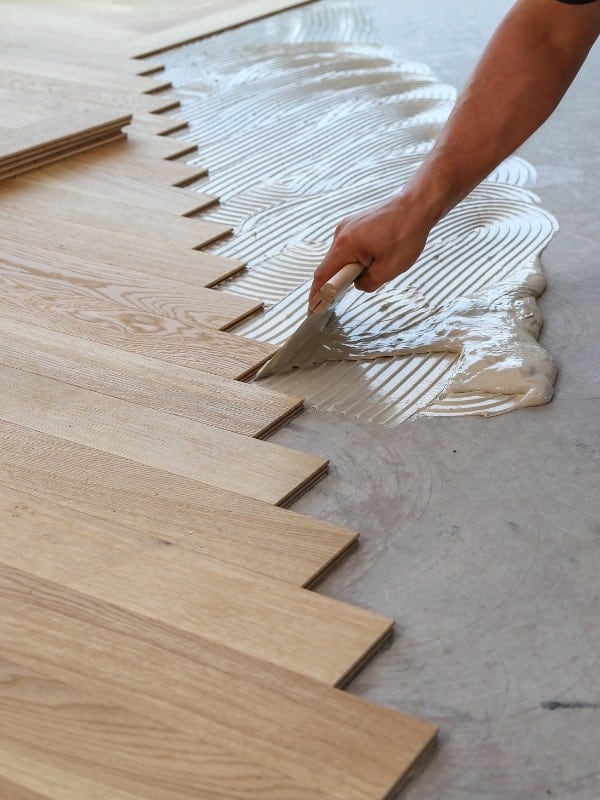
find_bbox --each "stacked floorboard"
[0,2,438,797]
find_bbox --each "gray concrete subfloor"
[270,2,600,798]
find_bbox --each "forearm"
[402,0,600,228]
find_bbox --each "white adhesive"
[163,0,558,423]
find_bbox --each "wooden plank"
[20,166,219,218]
[126,113,189,136]
[0,318,300,438]
[0,659,329,800]
[0,53,171,94]
[0,745,148,800]
[0,131,127,176]
[0,211,237,287]
[0,566,437,800]
[125,131,197,160]
[64,143,208,187]
[0,182,228,253]
[0,483,390,686]
[0,242,261,331]
[0,70,177,114]
[0,280,274,379]
[0,133,127,183]
[0,419,355,588]
[0,364,326,505]
[131,0,313,56]
[0,110,131,162]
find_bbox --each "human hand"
[308,193,433,308]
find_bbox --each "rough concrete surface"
[270,2,600,798]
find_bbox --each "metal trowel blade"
[254,308,334,379]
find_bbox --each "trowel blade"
[254,308,334,379]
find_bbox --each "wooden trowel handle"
[309,262,364,314]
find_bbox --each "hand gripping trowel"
[255,262,364,379]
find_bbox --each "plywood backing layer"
[0,1,437,796]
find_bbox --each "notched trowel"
[255,262,364,379]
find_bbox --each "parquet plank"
[0,319,300,438]
[0,179,219,251]
[0,364,324,505]
[0,282,274,379]
[0,483,390,685]
[0,745,148,800]
[21,166,218,218]
[0,658,329,800]
[0,211,237,287]
[0,70,177,114]
[0,53,171,94]
[0,112,131,162]
[64,144,207,186]
[0,245,260,331]
[0,567,437,800]
[125,113,189,136]
[0,419,355,587]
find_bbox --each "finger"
[309,248,354,306]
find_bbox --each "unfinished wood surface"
[0,419,355,587]
[0,567,437,800]
[0,364,326,505]
[125,113,189,136]
[0,53,171,94]
[0,109,131,182]
[0,659,331,800]
[0,319,299,438]
[21,166,218,218]
[0,191,231,256]
[0,70,177,115]
[0,181,224,252]
[0,280,274,379]
[59,141,207,186]
[0,483,390,686]
[0,224,257,331]
[0,211,238,288]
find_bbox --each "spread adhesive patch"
[162,0,558,424]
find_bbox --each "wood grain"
[0,483,390,686]
[0,658,329,800]
[0,364,326,505]
[0,318,299,438]
[0,280,275,379]
[0,181,225,252]
[0,566,437,800]
[0,227,258,330]
[21,166,219,219]
[131,0,319,56]
[0,69,177,114]
[0,53,171,94]
[0,210,239,288]
[0,419,355,588]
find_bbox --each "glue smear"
[161,0,558,424]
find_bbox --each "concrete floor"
[271,2,600,798]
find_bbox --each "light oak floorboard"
[0,658,330,800]
[0,364,326,505]
[0,483,390,686]
[21,167,219,220]
[0,566,437,800]
[0,318,298,437]
[0,181,226,252]
[0,211,238,287]
[0,282,274,379]
[0,419,355,587]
